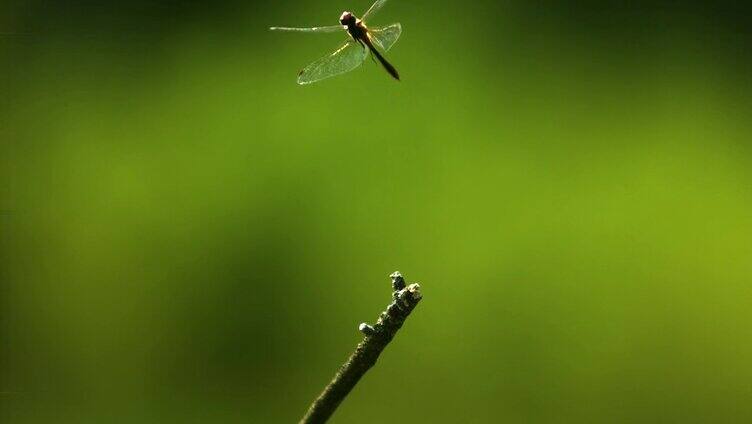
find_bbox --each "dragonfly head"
[339,11,355,26]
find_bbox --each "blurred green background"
[2,0,752,422]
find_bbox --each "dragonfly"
[270,0,401,85]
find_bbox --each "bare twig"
[299,271,423,424]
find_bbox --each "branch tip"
[390,271,406,291]
[300,271,423,424]
[407,283,422,300]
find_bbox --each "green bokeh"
[2,1,752,422]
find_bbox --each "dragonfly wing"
[362,0,388,22]
[297,40,367,85]
[269,25,342,33]
[368,23,401,51]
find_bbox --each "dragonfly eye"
[339,11,354,25]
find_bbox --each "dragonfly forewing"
[297,40,368,85]
[269,25,342,33]
[362,0,388,21]
[368,23,401,52]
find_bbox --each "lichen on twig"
[299,271,423,424]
